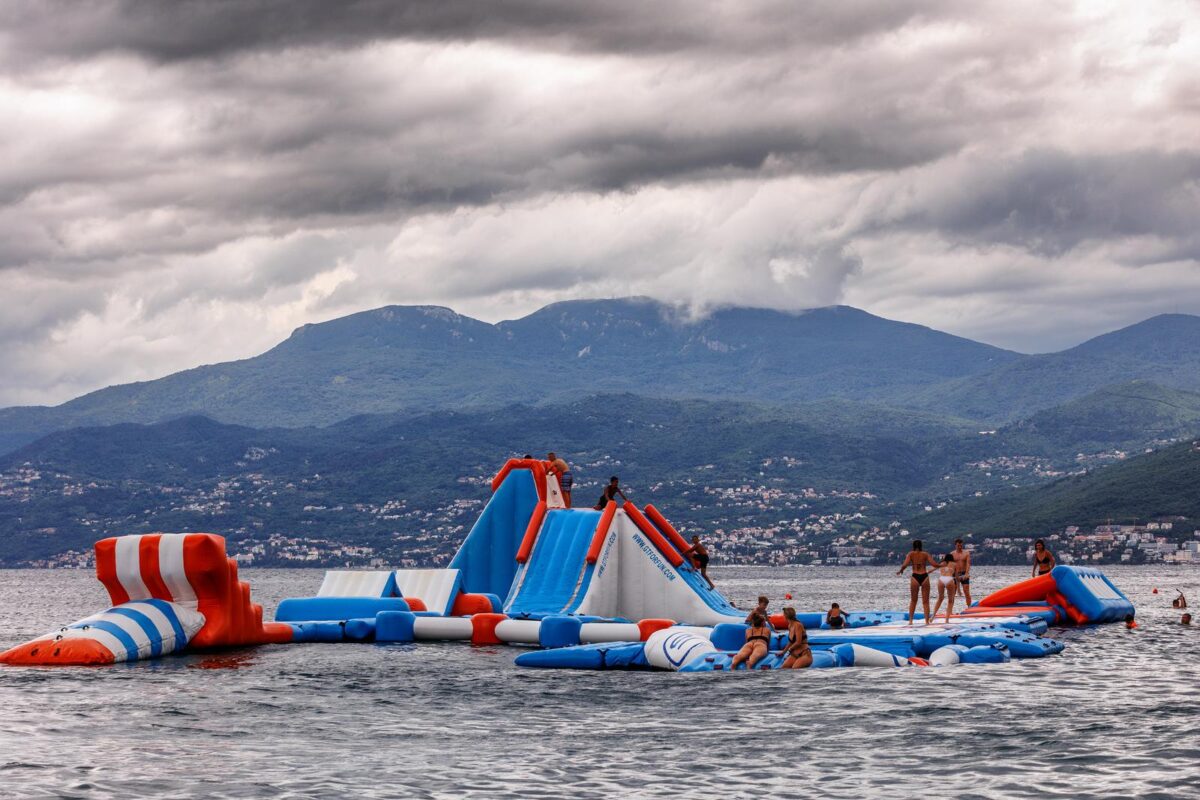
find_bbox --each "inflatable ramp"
[1,533,292,665]
[978,565,1134,624]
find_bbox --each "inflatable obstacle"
[0,533,292,665]
[977,565,1135,624]
[1,459,1134,673]
[516,618,1060,671]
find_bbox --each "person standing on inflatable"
[593,476,627,510]
[546,452,573,508]
[897,540,937,624]
[1032,539,1055,577]
[951,538,973,606]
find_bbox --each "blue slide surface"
[505,510,600,616]
[677,566,742,618]
[451,468,540,599]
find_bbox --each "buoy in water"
[1153,588,1159,594]
[784,593,793,600]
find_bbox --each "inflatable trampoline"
[1,458,1134,671]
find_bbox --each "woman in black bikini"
[1032,539,1056,577]
[897,540,938,624]
[780,607,813,669]
[731,611,772,670]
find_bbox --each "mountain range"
[4,298,1200,564]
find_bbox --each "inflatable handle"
[585,501,619,564]
[492,458,549,501]
[515,501,548,564]
[622,502,685,568]
[643,505,691,556]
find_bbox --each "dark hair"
[831,603,840,609]
[912,540,923,551]
[1184,613,1192,623]
[610,476,619,483]
[1035,539,1046,548]
[782,607,797,621]
[748,612,765,626]
[943,553,954,563]
[955,538,963,545]
[523,454,532,459]
[757,595,768,605]
[547,452,556,458]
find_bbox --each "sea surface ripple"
[1,565,1197,799]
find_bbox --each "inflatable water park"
[1,458,1136,671]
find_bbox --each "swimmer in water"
[1125,614,1138,630]
[930,553,958,623]
[897,540,938,624]
[779,607,813,669]
[1173,591,1187,609]
[1182,613,1192,625]
[731,611,772,670]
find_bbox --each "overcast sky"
[2,1,1198,406]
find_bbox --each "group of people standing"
[897,538,974,624]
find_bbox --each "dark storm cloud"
[0,0,1198,404]
[1,0,947,63]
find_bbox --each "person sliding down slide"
[897,540,938,624]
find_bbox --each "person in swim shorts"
[683,535,714,588]
[545,452,573,507]
[745,595,772,628]
[897,540,937,624]
[731,611,772,670]
[826,603,847,629]
[779,607,812,669]
[593,476,627,510]
[951,538,972,606]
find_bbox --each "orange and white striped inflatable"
[0,532,291,666]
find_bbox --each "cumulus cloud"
[0,0,1198,404]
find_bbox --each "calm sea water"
[1,565,1197,799]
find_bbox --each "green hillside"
[900,315,1200,422]
[0,299,1018,454]
[907,439,1200,538]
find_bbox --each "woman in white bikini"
[930,554,958,623]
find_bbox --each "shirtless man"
[745,595,772,628]
[951,538,972,607]
[897,540,939,624]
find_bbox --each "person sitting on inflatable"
[826,602,847,629]
[779,607,812,669]
[730,612,772,670]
